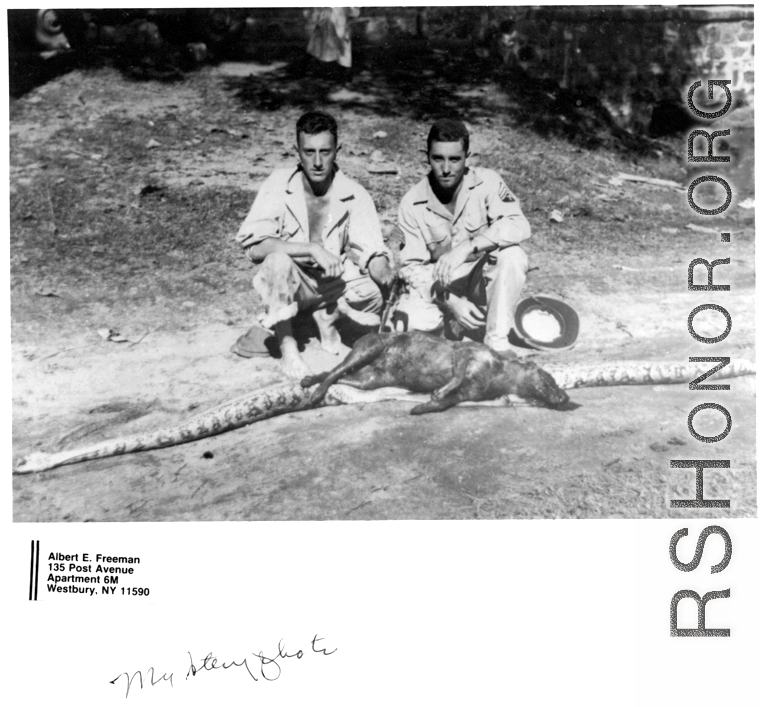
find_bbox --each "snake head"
[13,452,53,475]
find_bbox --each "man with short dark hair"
[235,111,393,378]
[394,118,530,355]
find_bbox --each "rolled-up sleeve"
[482,172,531,247]
[347,187,390,273]
[235,172,286,259]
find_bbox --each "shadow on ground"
[224,42,675,153]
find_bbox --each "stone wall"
[495,5,754,132]
[348,6,755,132]
[336,5,754,132]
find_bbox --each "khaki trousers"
[394,245,528,351]
[253,251,383,328]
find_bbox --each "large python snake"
[13,358,755,474]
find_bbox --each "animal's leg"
[338,366,401,389]
[431,349,471,401]
[303,365,400,390]
[300,352,375,390]
[410,392,466,415]
[300,370,329,387]
[301,331,382,389]
[306,334,388,406]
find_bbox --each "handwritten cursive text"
[110,635,337,698]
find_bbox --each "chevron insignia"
[499,183,515,202]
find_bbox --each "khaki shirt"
[236,165,389,275]
[398,167,531,268]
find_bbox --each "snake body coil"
[13,358,755,474]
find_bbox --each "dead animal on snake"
[14,336,755,474]
[301,331,571,414]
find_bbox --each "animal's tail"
[13,384,311,475]
[546,358,755,390]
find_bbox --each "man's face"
[296,130,339,187]
[428,140,468,192]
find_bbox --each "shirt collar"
[423,167,483,221]
[285,164,352,199]
[284,164,353,237]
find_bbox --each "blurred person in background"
[303,7,360,82]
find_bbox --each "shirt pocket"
[463,204,489,238]
[423,211,451,245]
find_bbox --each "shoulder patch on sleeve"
[498,182,516,203]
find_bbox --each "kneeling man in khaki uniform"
[395,118,530,355]
[235,111,393,378]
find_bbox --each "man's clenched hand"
[309,243,344,279]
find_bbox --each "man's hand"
[433,241,471,287]
[367,254,394,288]
[445,293,485,331]
[309,243,344,279]
[291,254,317,268]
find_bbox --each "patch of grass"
[11,176,254,331]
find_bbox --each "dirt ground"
[9,57,756,521]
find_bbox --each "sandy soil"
[10,62,756,521]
